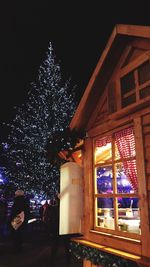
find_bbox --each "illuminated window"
[94,127,141,238]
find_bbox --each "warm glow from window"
[95,143,112,164]
[94,127,140,237]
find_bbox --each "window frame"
[93,126,141,240]
[118,52,150,109]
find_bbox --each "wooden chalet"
[69,24,150,266]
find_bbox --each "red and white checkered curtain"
[115,127,138,192]
[96,136,111,147]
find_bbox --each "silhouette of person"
[0,197,7,239]
[49,194,71,266]
[10,189,30,253]
[39,200,51,235]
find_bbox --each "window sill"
[90,229,141,243]
[71,237,150,266]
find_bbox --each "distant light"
[41,200,46,205]
[16,162,21,166]
[2,143,9,149]
[28,218,37,224]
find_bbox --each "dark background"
[0,1,150,140]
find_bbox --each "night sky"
[0,2,150,140]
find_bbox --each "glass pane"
[117,197,141,234]
[95,137,112,164]
[140,85,150,99]
[122,94,136,107]
[96,197,114,229]
[138,61,150,85]
[121,71,135,95]
[96,166,113,194]
[116,162,135,193]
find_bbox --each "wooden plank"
[118,45,132,68]
[88,45,133,128]
[117,24,150,39]
[144,134,150,148]
[87,89,108,130]
[110,100,150,121]
[131,38,150,50]
[135,69,139,101]
[115,78,122,111]
[88,116,131,138]
[148,176,150,191]
[119,52,148,77]
[88,105,150,138]
[142,113,150,126]
[88,231,141,255]
[83,138,94,238]
[145,147,150,161]
[146,161,150,174]
[109,45,133,112]
[143,125,150,135]
[122,48,148,67]
[134,117,150,257]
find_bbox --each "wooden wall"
[142,112,150,221]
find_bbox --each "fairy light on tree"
[1,42,76,198]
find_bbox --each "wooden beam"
[87,101,150,138]
[134,117,150,257]
[84,138,94,238]
[131,38,150,50]
[119,52,148,77]
[117,24,150,39]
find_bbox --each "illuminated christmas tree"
[2,43,76,198]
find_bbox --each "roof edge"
[116,24,150,38]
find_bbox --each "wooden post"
[134,117,150,257]
[83,138,94,238]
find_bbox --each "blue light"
[0,177,4,183]
[2,143,9,150]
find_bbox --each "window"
[120,60,150,108]
[94,127,141,238]
[138,61,150,85]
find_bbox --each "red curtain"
[115,127,138,192]
[96,136,111,147]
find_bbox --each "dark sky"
[0,2,150,137]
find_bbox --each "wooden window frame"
[117,52,150,110]
[93,126,141,240]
